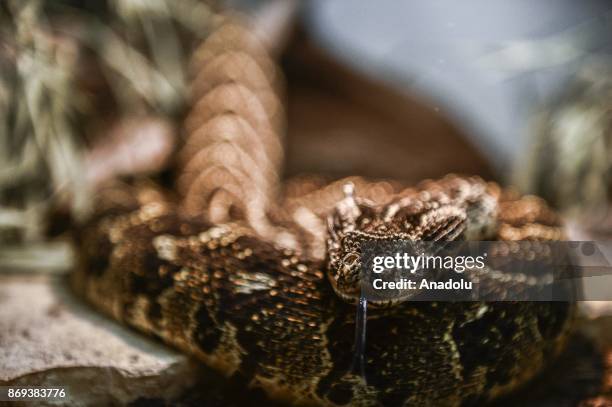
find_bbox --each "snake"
[71,16,576,407]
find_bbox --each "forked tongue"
[350,292,368,382]
[337,182,369,382]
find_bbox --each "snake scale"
[72,16,576,406]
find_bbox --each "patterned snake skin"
[72,16,576,406]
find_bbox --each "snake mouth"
[327,273,405,308]
[334,290,406,308]
[330,284,361,305]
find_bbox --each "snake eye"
[342,253,360,267]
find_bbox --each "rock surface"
[0,274,201,406]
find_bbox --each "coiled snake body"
[72,17,575,406]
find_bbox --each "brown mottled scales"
[73,177,575,406]
[72,15,575,407]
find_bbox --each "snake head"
[326,178,499,306]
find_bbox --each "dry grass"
[0,0,214,272]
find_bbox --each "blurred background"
[1,0,611,267]
[1,0,611,405]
